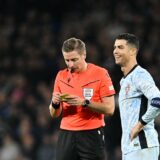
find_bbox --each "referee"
[49,37,115,160]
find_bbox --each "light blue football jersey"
[119,65,160,154]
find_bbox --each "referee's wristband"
[51,101,60,109]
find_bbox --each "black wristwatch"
[83,99,90,107]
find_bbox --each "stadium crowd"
[0,0,160,159]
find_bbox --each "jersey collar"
[123,64,139,78]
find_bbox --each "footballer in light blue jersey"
[113,33,160,160]
[119,65,160,154]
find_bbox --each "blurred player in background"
[113,33,160,160]
[49,37,115,160]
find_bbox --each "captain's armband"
[151,97,160,108]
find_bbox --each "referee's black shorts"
[56,127,106,160]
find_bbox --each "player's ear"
[130,47,137,56]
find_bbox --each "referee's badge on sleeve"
[83,88,93,100]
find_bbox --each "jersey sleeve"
[135,70,160,124]
[99,69,115,97]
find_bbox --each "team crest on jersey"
[125,84,130,95]
[83,88,93,100]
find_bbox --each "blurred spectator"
[0,0,160,159]
[36,131,58,160]
[0,133,21,160]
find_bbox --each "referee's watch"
[83,99,90,107]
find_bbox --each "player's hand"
[130,121,144,141]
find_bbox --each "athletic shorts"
[122,146,159,160]
[56,127,105,160]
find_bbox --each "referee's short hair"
[62,37,86,55]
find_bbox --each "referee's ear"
[82,53,86,60]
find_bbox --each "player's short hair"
[62,38,86,55]
[116,33,139,52]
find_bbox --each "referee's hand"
[52,92,61,104]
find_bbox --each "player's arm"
[130,121,144,141]
[140,95,160,125]
[130,95,160,141]
[136,71,160,124]
[130,71,160,140]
